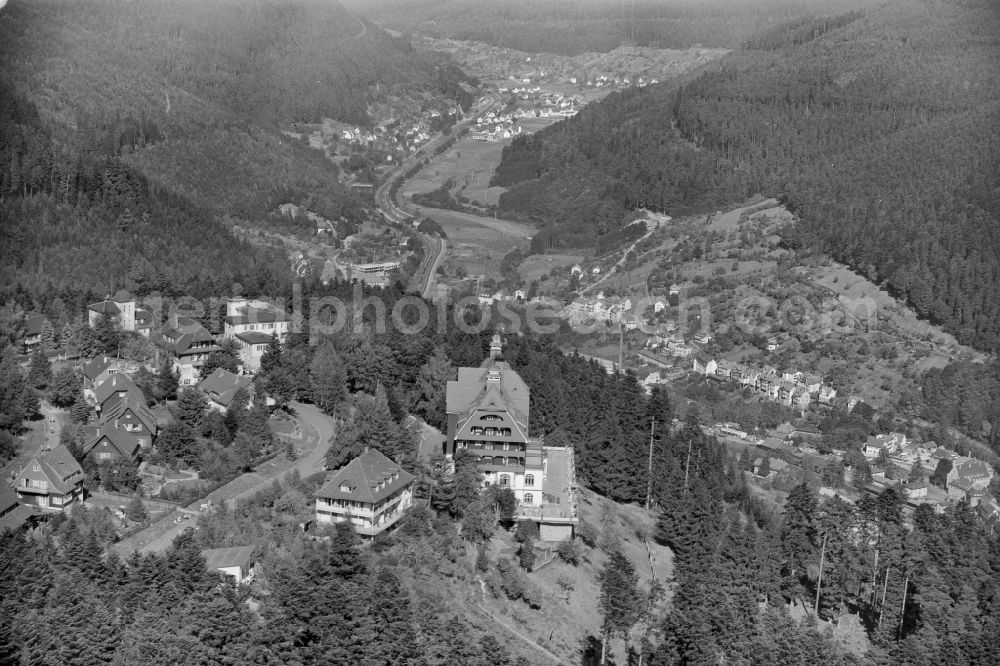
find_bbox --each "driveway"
[110,402,335,557]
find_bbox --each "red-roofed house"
[314,449,415,536]
[11,445,85,510]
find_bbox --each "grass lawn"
[518,253,584,283]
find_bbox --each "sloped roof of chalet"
[952,457,992,480]
[197,368,252,408]
[19,445,84,495]
[950,476,976,492]
[95,373,138,406]
[0,503,38,532]
[156,316,218,356]
[88,300,120,315]
[315,449,414,504]
[101,394,156,433]
[0,483,19,514]
[24,314,46,336]
[82,356,115,381]
[224,303,289,326]
[447,360,530,437]
[235,332,273,345]
[135,308,153,327]
[202,545,256,571]
[82,423,141,459]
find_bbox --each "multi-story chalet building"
[446,334,542,506]
[314,449,414,537]
[11,445,85,510]
[445,334,579,540]
[82,423,142,462]
[223,299,289,373]
[156,315,219,386]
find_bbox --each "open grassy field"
[411,204,533,278]
[518,253,584,282]
[401,137,510,206]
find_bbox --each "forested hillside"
[492,0,1000,352]
[346,0,876,55]
[0,0,475,313]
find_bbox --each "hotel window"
[499,474,510,487]
[525,474,535,487]
[523,493,534,505]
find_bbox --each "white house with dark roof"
[314,449,415,536]
[223,299,289,373]
[11,445,85,510]
[202,545,258,584]
[947,456,994,494]
[88,290,137,332]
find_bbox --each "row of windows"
[496,474,535,487]
[470,427,512,437]
[459,441,523,452]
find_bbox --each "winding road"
[111,402,335,557]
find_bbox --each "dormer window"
[339,484,351,493]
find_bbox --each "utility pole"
[814,533,827,617]
[683,437,693,493]
[898,574,909,641]
[645,419,656,510]
[877,566,891,629]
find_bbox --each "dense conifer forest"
[492,0,1000,352]
[346,0,877,55]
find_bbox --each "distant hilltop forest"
[345,0,879,55]
[490,0,1000,353]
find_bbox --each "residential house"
[903,480,928,500]
[156,315,219,386]
[22,314,46,354]
[446,334,541,505]
[81,356,132,400]
[948,476,977,501]
[202,546,258,584]
[818,385,838,405]
[94,373,143,412]
[197,368,253,413]
[11,445,85,510]
[314,449,415,537]
[81,423,141,462]
[692,355,718,376]
[223,299,289,373]
[714,359,736,381]
[947,457,994,492]
[800,374,823,394]
[864,433,907,459]
[88,290,137,332]
[94,394,155,450]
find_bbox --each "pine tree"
[157,357,179,401]
[599,549,641,663]
[175,387,207,429]
[70,390,91,424]
[26,349,52,389]
[310,341,347,415]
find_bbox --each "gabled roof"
[17,445,84,495]
[82,424,141,459]
[101,395,156,433]
[952,457,992,480]
[202,545,256,571]
[88,300,120,315]
[156,316,218,356]
[447,361,530,435]
[197,368,252,408]
[235,332,273,345]
[315,449,414,505]
[82,356,115,381]
[95,373,139,406]
[24,314,46,337]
